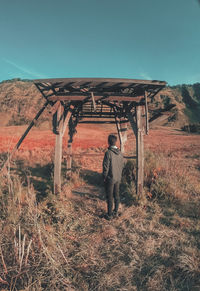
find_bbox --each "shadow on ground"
[80,169,104,187]
[72,188,105,202]
[9,159,137,207]
[11,160,53,201]
[79,168,136,207]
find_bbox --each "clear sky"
[0,0,200,85]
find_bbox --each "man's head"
[108,134,117,146]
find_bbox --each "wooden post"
[127,111,137,136]
[144,90,149,135]
[91,92,96,111]
[115,116,123,151]
[66,142,72,177]
[54,130,63,194]
[62,106,74,136]
[53,105,73,193]
[54,103,63,194]
[127,108,144,197]
[66,115,78,177]
[120,120,128,153]
[136,106,144,197]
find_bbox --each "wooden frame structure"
[1,78,167,196]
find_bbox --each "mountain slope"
[153,83,200,126]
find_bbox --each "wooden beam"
[33,77,166,87]
[79,115,116,119]
[61,105,74,136]
[101,100,122,111]
[48,95,145,102]
[0,101,49,174]
[49,100,62,115]
[78,119,129,124]
[34,83,55,100]
[91,92,96,111]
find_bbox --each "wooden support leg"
[144,90,149,135]
[120,121,128,154]
[136,106,144,197]
[66,142,72,177]
[115,116,123,151]
[127,112,137,136]
[54,131,63,194]
[128,108,144,197]
[53,105,74,194]
[54,103,63,194]
[66,115,78,178]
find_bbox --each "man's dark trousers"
[105,179,120,216]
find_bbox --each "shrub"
[182,123,200,134]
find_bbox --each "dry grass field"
[0,124,200,290]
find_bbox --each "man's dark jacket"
[103,147,124,182]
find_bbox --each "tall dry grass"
[0,150,199,290]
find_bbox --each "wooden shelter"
[1,78,167,196]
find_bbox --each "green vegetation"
[0,150,199,290]
[182,123,200,134]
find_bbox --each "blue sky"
[0,0,200,85]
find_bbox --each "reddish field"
[0,124,200,173]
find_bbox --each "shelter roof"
[33,78,166,103]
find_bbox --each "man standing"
[102,134,124,220]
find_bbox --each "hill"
[0,79,51,128]
[0,79,200,128]
[152,83,200,127]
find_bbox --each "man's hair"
[108,134,117,146]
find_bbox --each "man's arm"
[102,151,110,180]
